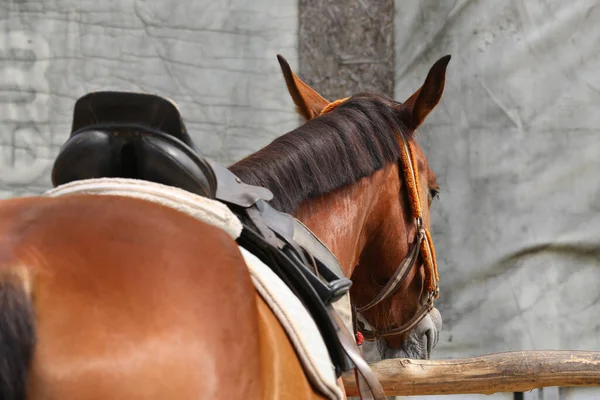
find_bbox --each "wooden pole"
[342,350,600,396]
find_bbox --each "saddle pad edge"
[240,247,344,400]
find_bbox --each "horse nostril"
[424,328,437,359]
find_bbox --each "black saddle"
[51,91,354,377]
[53,92,221,198]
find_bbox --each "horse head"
[231,54,450,361]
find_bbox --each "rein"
[319,99,440,341]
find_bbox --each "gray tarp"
[394,1,600,399]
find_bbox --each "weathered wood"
[342,351,600,396]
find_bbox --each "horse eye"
[428,189,439,203]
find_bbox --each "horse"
[230,54,450,361]
[0,55,449,400]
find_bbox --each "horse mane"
[229,93,411,213]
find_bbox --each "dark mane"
[229,93,410,213]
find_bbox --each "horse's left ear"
[277,54,330,120]
[400,55,451,130]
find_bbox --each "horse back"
[255,292,329,399]
[0,194,261,399]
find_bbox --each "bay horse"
[0,55,449,400]
[231,55,450,361]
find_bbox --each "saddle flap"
[71,91,193,146]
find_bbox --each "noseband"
[321,98,440,342]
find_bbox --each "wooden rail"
[342,350,600,396]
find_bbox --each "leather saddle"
[53,92,221,199]
[52,91,355,377]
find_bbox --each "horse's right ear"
[277,54,330,120]
[399,55,451,130]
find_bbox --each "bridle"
[355,130,439,341]
[320,98,440,342]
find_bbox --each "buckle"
[415,216,423,230]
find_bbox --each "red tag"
[356,331,364,346]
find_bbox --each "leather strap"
[359,295,434,340]
[206,158,275,207]
[251,200,353,304]
[355,367,374,400]
[292,218,346,279]
[329,310,386,400]
[356,228,424,313]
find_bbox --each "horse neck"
[292,168,388,278]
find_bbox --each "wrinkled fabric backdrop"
[1,1,599,399]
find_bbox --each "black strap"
[356,229,423,313]
[329,310,386,399]
[235,211,352,376]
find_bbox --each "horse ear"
[400,55,451,130]
[277,54,330,120]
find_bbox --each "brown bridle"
[321,99,440,342]
[356,129,440,341]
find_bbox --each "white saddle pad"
[45,178,344,400]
